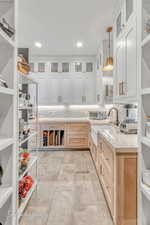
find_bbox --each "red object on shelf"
[19,176,34,200]
[20,152,30,159]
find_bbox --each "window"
[86,62,93,72]
[75,62,82,72]
[30,63,34,72]
[51,63,58,72]
[38,62,45,72]
[62,62,69,72]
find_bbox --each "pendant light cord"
[109,30,111,58]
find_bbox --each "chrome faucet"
[108,107,119,126]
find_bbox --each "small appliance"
[120,119,138,134]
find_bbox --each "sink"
[91,124,112,146]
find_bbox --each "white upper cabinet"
[115,37,126,98]
[74,62,82,73]
[72,76,84,104]
[38,62,45,72]
[116,9,124,39]
[29,57,96,105]
[125,0,134,22]
[84,77,96,104]
[51,62,59,73]
[124,18,137,99]
[114,0,137,103]
[61,78,72,104]
[62,62,70,73]
[115,0,136,40]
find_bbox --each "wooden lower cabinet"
[39,121,89,149]
[66,122,89,148]
[89,136,137,225]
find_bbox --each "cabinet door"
[84,77,96,104]
[61,78,72,104]
[96,74,102,104]
[116,7,124,38]
[46,78,60,104]
[115,38,125,97]
[37,78,48,105]
[125,18,137,99]
[125,0,135,25]
[72,77,84,104]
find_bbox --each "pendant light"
[103,27,113,71]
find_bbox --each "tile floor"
[20,151,114,225]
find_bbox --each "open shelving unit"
[138,0,150,224]
[42,129,65,148]
[17,71,38,223]
[0,0,17,224]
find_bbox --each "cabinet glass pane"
[75,62,82,72]
[126,0,133,22]
[30,63,34,72]
[38,63,45,72]
[51,63,58,72]
[116,13,122,37]
[62,62,69,72]
[142,0,150,40]
[86,63,93,72]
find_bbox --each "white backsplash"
[38,104,138,122]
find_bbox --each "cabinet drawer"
[101,161,114,216]
[68,131,88,138]
[68,138,88,148]
[102,140,114,171]
[68,123,89,130]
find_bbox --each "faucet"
[108,107,119,126]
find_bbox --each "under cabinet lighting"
[35,42,42,48]
[38,105,66,110]
[69,105,100,109]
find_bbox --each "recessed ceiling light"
[35,42,42,48]
[76,42,83,48]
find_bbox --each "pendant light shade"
[103,27,113,72]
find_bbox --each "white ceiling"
[18,0,118,56]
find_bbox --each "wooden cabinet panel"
[67,138,88,148]
[66,122,89,148]
[102,140,114,171]
[116,153,137,225]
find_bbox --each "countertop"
[91,125,138,152]
[38,117,138,152]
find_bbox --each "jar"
[145,116,150,138]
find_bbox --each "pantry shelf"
[19,156,37,181]
[17,181,37,220]
[141,136,150,148]
[0,187,13,208]
[141,88,150,95]
[19,132,37,146]
[0,137,14,152]
[0,87,15,96]
[141,183,150,202]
